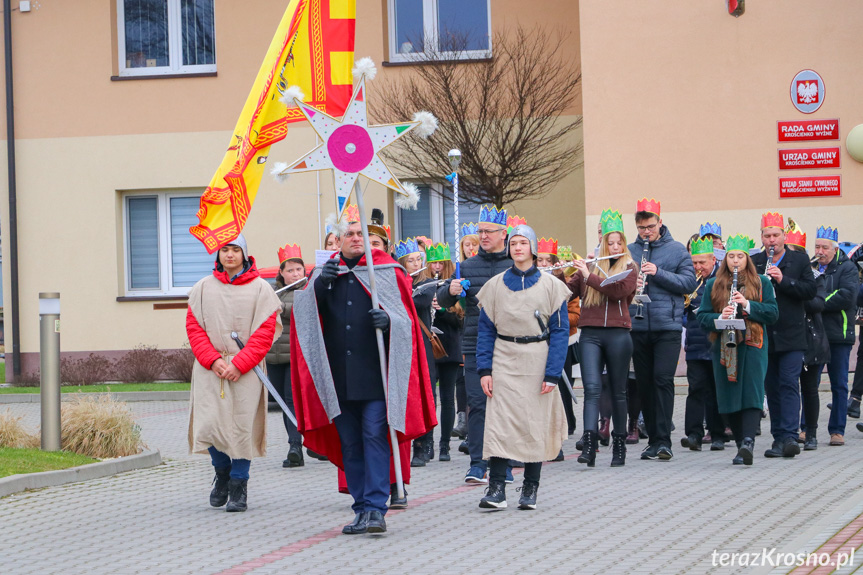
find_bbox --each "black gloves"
[319,259,340,287]
[368,308,390,331]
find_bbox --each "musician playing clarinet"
[750,212,816,459]
[696,235,778,465]
[628,198,697,461]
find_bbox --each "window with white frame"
[387,0,491,63]
[124,192,213,296]
[117,0,216,77]
[397,183,482,256]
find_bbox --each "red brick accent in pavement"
[789,511,863,574]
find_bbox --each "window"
[396,182,482,258]
[117,0,216,77]
[387,0,491,63]
[124,192,213,296]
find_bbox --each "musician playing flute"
[697,235,778,465]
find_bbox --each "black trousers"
[266,362,301,447]
[489,456,541,486]
[560,344,577,435]
[632,330,682,448]
[684,359,726,441]
[725,408,761,445]
[436,361,460,445]
[851,325,863,400]
[455,364,467,412]
[627,376,640,425]
[799,363,823,434]
[580,327,632,436]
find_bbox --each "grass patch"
[0,382,190,395]
[0,362,5,384]
[0,447,96,478]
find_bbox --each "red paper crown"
[761,211,784,230]
[384,225,391,239]
[537,237,558,255]
[278,243,303,264]
[343,204,360,223]
[636,198,661,216]
[506,215,527,229]
[785,218,806,249]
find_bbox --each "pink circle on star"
[327,125,374,173]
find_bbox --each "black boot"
[848,398,861,419]
[283,444,304,468]
[804,432,818,451]
[439,442,451,462]
[209,467,231,507]
[458,437,469,455]
[733,437,754,465]
[577,430,598,467]
[576,433,585,451]
[342,512,369,535]
[452,411,467,438]
[389,483,408,509]
[610,433,626,467]
[367,510,387,534]
[225,478,248,512]
[479,480,507,509]
[411,439,426,467]
[424,434,434,462]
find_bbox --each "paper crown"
[557,245,574,261]
[415,235,432,248]
[342,204,360,223]
[816,226,839,242]
[395,237,421,259]
[699,222,722,238]
[506,215,527,234]
[760,212,784,230]
[636,198,661,216]
[690,238,714,256]
[537,237,558,256]
[600,208,625,236]
[461,222,479,236]
[726,234,755,254]
[479,205,508,227]
[785,218,806,249]
[278,243,303,264]
[425,242,452,263]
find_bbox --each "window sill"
[111,71,217,81]
[117,295,189,302]
[382,57,493,67]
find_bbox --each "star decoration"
[277,76,419,220]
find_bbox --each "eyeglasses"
[636,224,658,232]
[477,228,504,236]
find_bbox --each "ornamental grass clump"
[61,395,143,458]
[0,410,39,448]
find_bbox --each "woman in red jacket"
[567,210,637,467]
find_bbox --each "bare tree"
[373,26,582,209]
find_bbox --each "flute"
[275,276,308,294]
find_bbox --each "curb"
[0,449,162,498]
[0,391,190,403]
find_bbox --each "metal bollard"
[39,292,60,451]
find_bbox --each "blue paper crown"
[461,222,479,236]
[816,226,838,242]
[395,237,421,260]
[479,205,507,227]
[699,222,722,238]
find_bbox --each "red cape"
[290,249,437,473]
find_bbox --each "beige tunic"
[477,272,570,463]
[187,275,282,460]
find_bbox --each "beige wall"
[579,1,863,249]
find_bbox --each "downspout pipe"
[4,0,21,379]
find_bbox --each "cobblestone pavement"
[2,393,863,575]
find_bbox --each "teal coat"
[696,275,778,414]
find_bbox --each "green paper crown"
[600,208,624,236]
[725,234,755,253]
[690,237,714,256]
[425,242,452,263]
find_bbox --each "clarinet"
[765,246,775,274]
[725,267,739,348]
[634,238,649,320]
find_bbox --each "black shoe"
[283,444,304,468]
[657,445,673,460]
[306,449,328,461]
[710,439,726,451]
[411,440,427,467]
[681,434,702,451]
[458,438,469,455]
[342,512,369,535]
[209,467,231,507]
[577,430,598,467]
[424,437,434,462]
[611,434,626,467]
[782,438,801,457]
[225,478,248,512]
[452,412,467,439]
[517,481,538,510]
[736,438,754,465]
[640,444,660,460]
[764,441,783,458]
[389,483,408,509]
[479,481,507,509]
[550,449,564,462]
[439,443,451,462]
[857,422,863,433]
[804,435,818,451]
[848,398,861,419]
[367,510,387,534]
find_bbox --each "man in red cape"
[290,220,436,535]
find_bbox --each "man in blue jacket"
[628,198,697,461]
[813,227,859,446]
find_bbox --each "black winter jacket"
[819,250,859,345]
[433,306,464,363]
[751,248,816,353]
[803,274,830,366]
[683,264,716,362]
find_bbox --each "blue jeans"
[208,446,250,480]
[827,344,852,435]
[765,351,804,442]
[333,399,390,515]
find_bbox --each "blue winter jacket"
[683,263,717,361]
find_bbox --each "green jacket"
[265,288,295,365]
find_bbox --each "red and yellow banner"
[191,0,356,253]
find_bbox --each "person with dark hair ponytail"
[697,235,778,465]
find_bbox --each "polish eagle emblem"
[797,80,819,105]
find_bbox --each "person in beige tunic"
[185,234,282,512]
[475,225,570,511]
